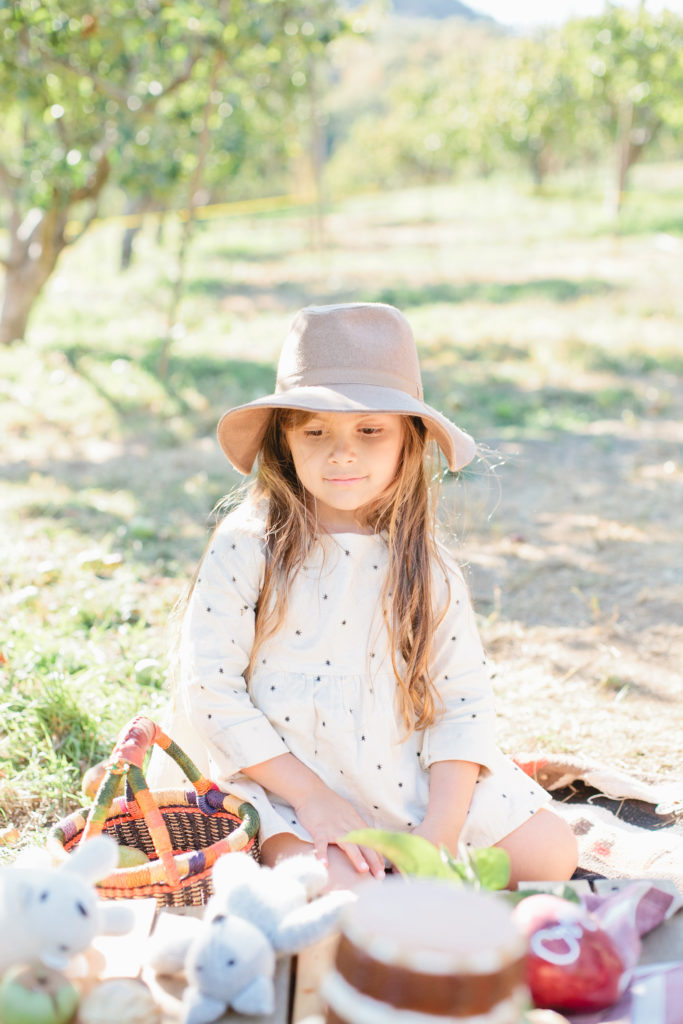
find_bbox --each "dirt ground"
[457,414,683,785]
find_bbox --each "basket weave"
[48,716,260,908]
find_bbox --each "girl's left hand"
[293,782,386,879]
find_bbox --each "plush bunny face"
[0,835,133,973]
[19,872,101,968]
[186,915,275,1002]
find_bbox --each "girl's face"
[284,411,405,532]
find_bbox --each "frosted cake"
[322,879,528,1023]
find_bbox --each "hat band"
[276,366,424,400]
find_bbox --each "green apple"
[0,965,79,1024]
[117,844,150,868]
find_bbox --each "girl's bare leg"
[260,832,377,891]
[495,808,578,889]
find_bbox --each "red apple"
[513,894,626,1012]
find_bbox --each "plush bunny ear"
[61,835,119,883]
[211,851,260,897]
[9,876,37,915]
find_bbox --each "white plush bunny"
[149,852,355,1022]
[209,852,355,953]
[0,835,134,972]
[183,913,276,1024]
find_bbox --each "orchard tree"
[325,18,503,191]
[564,5,683,212]
[490,32,593,187]
[0,0,345,343]
[114,3,347,216]
[0,0,219,344]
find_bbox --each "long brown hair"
[247,409,449,732]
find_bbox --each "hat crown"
[276,303,424,401]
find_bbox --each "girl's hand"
[293,785,386,879]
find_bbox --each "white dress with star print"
[165,500,550,850]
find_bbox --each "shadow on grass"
[61,342,276,433]
[184,276,615,308]
[183,276,352,307]
[51,336,644,456]
[420,365,643,437]
[365,278,615,308]
[610,211,683,238]
[202,244,292,263]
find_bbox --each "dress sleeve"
[420,554,498,772]
[179,513,289,779]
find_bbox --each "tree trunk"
[608,101,656,218]
[119,195,152,271]
[0,154,109,344]
[608,99,635,217]
[308,56,327,252]
[0,207,67,344]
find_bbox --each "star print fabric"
[176,501,550,847]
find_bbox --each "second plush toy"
[149,852,355,1024]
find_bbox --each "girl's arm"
[412,759,480,855]
[243,752,386,879]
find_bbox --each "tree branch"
[69,152,111,203]
[34,46,130,104]
[65,206,99,247]
[140,52,202,109]
[35,41,203,111]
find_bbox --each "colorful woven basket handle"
[78,714,258,889]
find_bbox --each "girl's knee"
[538,810,579,879]
[260,832,313,867]
[497,809,578,887]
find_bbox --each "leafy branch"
[344,828,511,890]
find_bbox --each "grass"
[2,162,683,856]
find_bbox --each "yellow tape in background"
[66,192,315,235]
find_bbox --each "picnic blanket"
[569,881,683,1024]
[513,754,683,895]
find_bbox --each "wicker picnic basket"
[48,715,260,908]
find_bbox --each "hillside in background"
[390,0,494,20]
[343,0,496,22]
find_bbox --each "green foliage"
[0,0,207,208]
[565,6,683,134]
[0,0,349,343]
[325,6,683,193]
[0,0,348,210]
[345,828,511,889]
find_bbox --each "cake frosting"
[322,879,528,1024]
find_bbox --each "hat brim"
[217,383,476,475]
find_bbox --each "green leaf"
[343,829,457,879]
[464,847,511,890]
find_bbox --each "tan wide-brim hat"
[217,303,476,474]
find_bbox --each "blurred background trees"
[2,0,683,343]
[0,0,345,343]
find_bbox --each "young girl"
[172,302,578,889]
